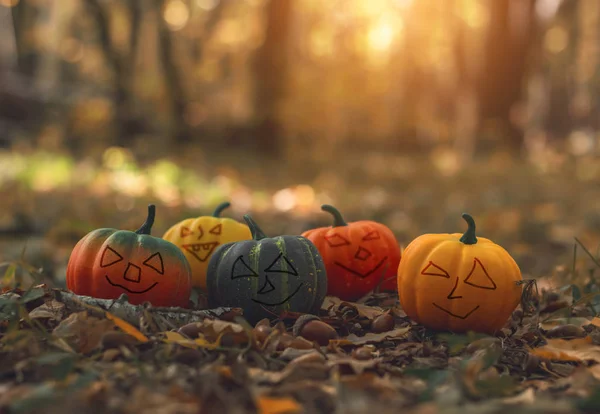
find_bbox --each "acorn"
[352,347,373,360]
[253,319,273,344]
[370,312,395,333]
[293,315,338,346]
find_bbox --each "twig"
[52,289,241,328]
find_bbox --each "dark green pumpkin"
[207,215,327,324]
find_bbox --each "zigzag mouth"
[182,242,219,262]
[334,257,388,279]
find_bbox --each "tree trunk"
[251,0,292,156]
[477,0,537,150]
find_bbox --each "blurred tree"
[85,0,146,147]
[478,0,538,149]
[251,0,292,156]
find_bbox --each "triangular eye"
[264,253,298,276]
[324,234,351,248]
[180,226,194,238]
[209,224,222,235]
[464,258,496,290]
[231,256,259,280]
[362,230,380,241]
[421,261,450,278]
[197,225,204,240]
[100,246,123,267]
[143,252,164,275]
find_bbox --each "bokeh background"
[1,0,600,288]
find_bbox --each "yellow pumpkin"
[397,213,522,334]
[163,202,252,289]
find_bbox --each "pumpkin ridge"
[297,236,320,312]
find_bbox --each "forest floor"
[2,146,600,413]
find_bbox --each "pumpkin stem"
[459,213,478,245]
[212,201,231,217]
[321,204,348,227]
[135,204,155,235]
[243,215,267,240]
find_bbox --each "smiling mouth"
[251,283,304,306]
[105,275,158,294]
[334,257,388,279]
[433,303,480,320]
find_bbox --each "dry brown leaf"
[256,396,301,414]
[28,300,65,321]
[52,312,115,354]
[589,317,600,328]
[105,311,149,343]
[343,327,410,346]
[322,296,385,319]
[162,331,218,349]
[530,336,600,362]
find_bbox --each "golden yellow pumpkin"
[397,213,522,334]
[163,202,251,289]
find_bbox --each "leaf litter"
[6,237,600,413]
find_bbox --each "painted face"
[162,213,252,290]
[101,245,164,294]
[231,252,304,306]
[324,229,389,280]
[421,257,496,320]
[179,223,223,263]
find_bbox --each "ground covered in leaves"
[2,148,600,413]
[3,277,600,414]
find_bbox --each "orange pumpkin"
[67,205,192,307]
[162,202,252,290]
[302,205,401,301]
[397,213,522,334]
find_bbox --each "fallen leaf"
[162,331,218,350]
[530,336,600,362]
[342,327,410,346]
[105,311,149,343]
[29,300,65,321]
[256,396,301,414]
[52,312,115,354]
[502,388,536,405]
[589,317,600,328]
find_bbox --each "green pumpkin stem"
[135,204,155,235]
[321,204,348,227]
[212,201,231,217]
[459,213,478,245]
[243,215,267,240]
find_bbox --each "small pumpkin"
[207,215,327,324]
[162,202,252,290]
[67,205,192,307]
[302,205,401,301]
[397,213,522,334]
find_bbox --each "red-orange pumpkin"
[66,205,192,307]
[302,205,401,301]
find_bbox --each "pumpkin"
[302,205,401,301]
[162,202,252,290]
[397,213,522,334]
[206,215,327,324]
[67,205,192,307]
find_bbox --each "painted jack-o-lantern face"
[163,202,252,290]
[67,205,192,308]
[207,215,327,324]
[398,214,522,334]
[302,205,401,301]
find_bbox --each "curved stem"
[212,201,231,217]
[321,204,348,227]
[459,213,478,245]
[135,204,155,235]
[243,215,267,240]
